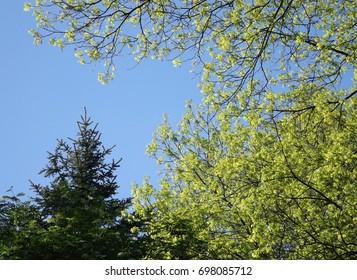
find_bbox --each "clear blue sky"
[0,2,201,200]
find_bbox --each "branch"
[344,89,357,100]
[271,118,343,210]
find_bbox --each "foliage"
[0,189,45,259]
[0,110,143,259]
[24,1,357,259]
[24,0,357,92]
[132,88,357,259]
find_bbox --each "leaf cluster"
[133,87,357,259]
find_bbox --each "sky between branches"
[0,1,201,200]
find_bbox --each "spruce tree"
[30,109,140,259]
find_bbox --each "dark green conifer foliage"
[0,189,44,259]
[26,109,140,259]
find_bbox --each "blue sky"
[0,2,201,200]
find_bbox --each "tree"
[24,0,357,96]
[1,110,142,259]
[132,91,357,259]
[25,1,357,259]
[0,189,44,259]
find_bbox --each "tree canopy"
[131,90,357,259]
[0,110,142,259]
[24,0,357,95]
[23,0,357,259]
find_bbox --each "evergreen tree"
[0,189,44,259]
[25,109,142,259]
